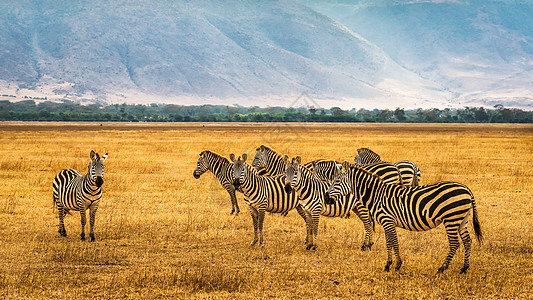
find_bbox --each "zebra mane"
[258,145,282,158]
[201,150,230,164]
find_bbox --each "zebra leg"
[57,204,67,237]
[459,227,472,274]
[354,202,374,251]
[228,189,239,215]
[437,223,461,273]
[309,211,320,251]
[382,221,402,272]
[79,207,87,241]
[89,206,98,242]
[295,205,310,244]
[257,209,265,247]
[248,206,259,246]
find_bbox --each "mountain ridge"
[0,0,531,109]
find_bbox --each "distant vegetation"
[0,100,531,123]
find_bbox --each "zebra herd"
[51,147,483,274]
[194,145,483,274]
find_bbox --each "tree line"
[0,100,531,123]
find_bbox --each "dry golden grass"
[0,122,531,299]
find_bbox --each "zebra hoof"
[80,233,86,241]
[395,262,402,271]
[305,244,316,250]
[250,240,258,247]
[437,266,447,274]
[384,262,391,272]
[90,234,96,242]
[460,266,468,274]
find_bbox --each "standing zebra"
[231,153,308,247]
[52,150,108,241]
[326,163,483,273]
[193,150,241,215]
[284,156,372,250]
[354,147,421,186]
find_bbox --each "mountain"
[0,0,531,109]
[301,0,533,109]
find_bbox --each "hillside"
[0,0,531,109]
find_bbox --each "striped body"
[394,160,421,186]
[194,150,241,215]
[354,147,421,186]
[285,158,371,250]
[251,144,317,176]
[354,148,381,166]
[232,154,307,247]
[52,151,107,241]
[327,166,483,273]
[313,160,401,221]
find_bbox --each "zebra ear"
[229,153,236,162]
[342,160,350,170]
[242,153,247,161]
[295,156,301,165]
[283,154,289,164]
[101,153,108,162]
[90,150,96,160]
[312,160,317,168]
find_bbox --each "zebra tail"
[471,196,483,245]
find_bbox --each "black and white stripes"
[193,150,241,215]
[326,163,483,273]
[52,150,107,241]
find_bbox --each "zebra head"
[283,155,301,193]
[251,145,268,173]
[89,150,107,187]
[193,151,209,179]
[354,155,362,167]
[326,160,352,203]
[230,153,247,187]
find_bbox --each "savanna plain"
[0,122,532,299]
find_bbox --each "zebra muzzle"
[233,179,241,187]
[95,176,104,187]
[193,172,200,179]
[324,191,335,205]
[284,183,293,193]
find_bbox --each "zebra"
[284,156,373,251]
[251,145,320,216]
[354,147,381,166]
[394,160,421,186]
[252,145,286,176]
[326,162,483,274]
[314,160,401,186]
[193,150,241,215]
[354,147,421,186]
[313,160,401,221]
[231,153,309,247]
[52,150,108,241]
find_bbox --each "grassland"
[0,122,531,299]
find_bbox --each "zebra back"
[252,145,318,176]
[314,160,401,185]
[394,160,421,186]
